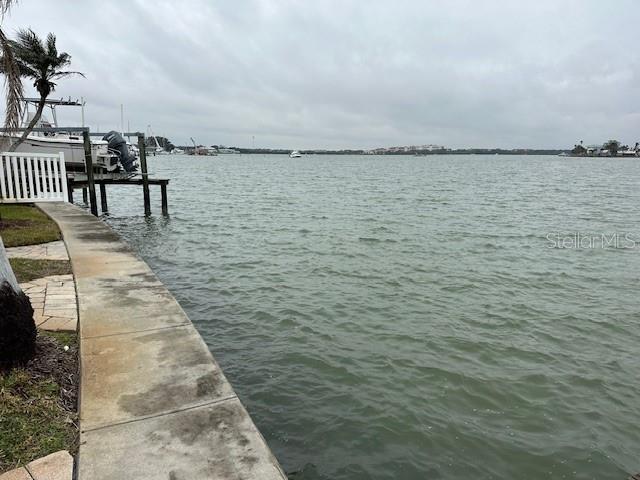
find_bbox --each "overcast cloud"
[2,0,639,149]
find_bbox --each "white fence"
[0,152,68,203]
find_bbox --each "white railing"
[0,152,68,203]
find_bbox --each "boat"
[0,98,125,172]
[147,126,170,155]
[217,147,240,154]
[289,150,302,158]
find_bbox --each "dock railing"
[0,151,68,203]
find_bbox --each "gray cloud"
[3,0,639,149]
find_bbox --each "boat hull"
[1,135,118,172]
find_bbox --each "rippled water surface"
[101,154,640,479]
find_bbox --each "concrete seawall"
[37,202,286,479]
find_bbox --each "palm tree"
[7,28,84,151]
[0,0,23,133]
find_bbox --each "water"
[101,154,640,479]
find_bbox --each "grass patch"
[0,332,78,473]
[9,258,72,283]
[0,205,61,247]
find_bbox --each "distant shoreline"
[180,148,570,156]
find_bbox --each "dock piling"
[137,134,151,216]
[99,183,108,214]
[161,183,168,216]
[82,130,98,216]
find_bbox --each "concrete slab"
[79,398,286,480]
[0,467,32,480]
[78,283,190,338]
[26,450,73,480]
[38,315,77,332]
[81,324,235,430]
[37,202,286,480]
[6,240,69,261]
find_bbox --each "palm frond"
[0,0,17,19]
[0,26,23,132]
[45,32,56,58]
[49,70,85,80]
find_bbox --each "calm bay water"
[101,154,640,479]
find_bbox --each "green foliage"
[572,144,586,155]
[8,259,71,283]
[0,363,76,471]
[8,28,84,99]
[602,139,620,156]
[0,205,61,247]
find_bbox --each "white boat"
[621,149,638,157]
[217,147,240,154]
[289,150,302,158]
[1,98,120,172]
[147,126,170,155]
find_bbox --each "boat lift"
[0,126,169,216]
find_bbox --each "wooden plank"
[33,157,42,198]
[11,156,19,199]
[69,179,170,186]
[0,155,7,199]
[45,156,53,199]
[7,155,15,199]
[26,155,34,199]
[19,156,27,200]
[52,154,60,197]
[60,152,68,203]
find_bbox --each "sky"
[2,0,639,149]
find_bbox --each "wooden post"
[138,134,151,216]
[161,183,168,215]
[82,188,87,204]
[82,130,98,216]
[99,183,108,213]
[67,178,74,203]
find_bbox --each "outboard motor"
[103,131,137,172]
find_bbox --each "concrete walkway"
[37,203,286,480]
[6,241,69,261]
[0,451,73,480]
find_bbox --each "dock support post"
[99,183,108,214]
[82,188,87,204]
[82,130,98,216]
[67,179,74,204]
[161,183,168,215]
[138,134,151,216]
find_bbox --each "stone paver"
[38,201,286,479]
[0,467,32,480]
[6,240,68,261]
[26,451,73,480]
[20,274,77,332]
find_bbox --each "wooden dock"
[67,174,169,216]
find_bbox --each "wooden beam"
[67,178,74,203]
[99,183,108,213]
[82,130,98,216]
[137,134,151,216]
[161,183,168,215]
